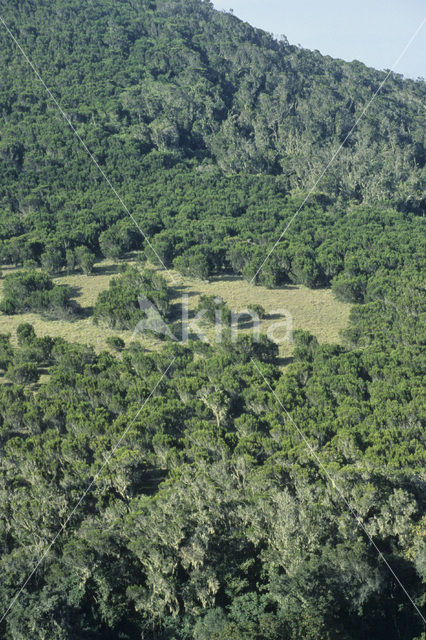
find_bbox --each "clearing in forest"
[0,259,351,363]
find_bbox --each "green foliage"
[0,0,423,297]
[0,1,424,638]
[174,248,211,280]
[0,309,422,638]
[75,245,96,275]
[40,247,64,275]
[99,222,135,260]
[93,266,172,329]
[247,303,266,319]
[65,249,76,274]
[6,359,39,384]
[16,322,36,346]
[0,270,75,317]
[293,330,319,362]
[196,295,232,326]
[106,335,125,351]
[332,272,367,302]
[0,333,14,370]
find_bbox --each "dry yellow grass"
[0,260,163,353]
[0,259,351,363]
[173,272,351,360]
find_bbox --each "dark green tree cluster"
[195,295,232,326]
[5,323,60,384]
[0,270,76,318]
[93,266,173,329]
[0,0,424,285]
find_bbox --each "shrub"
[0,270,53,314]
[173,250,211,280]
[196,295,232,325]
[75,246,96,275]
[247,303,266,319]
[93,267,173,330]
[0,334,14,370]
[41,248,64,275]
[16,323,36,346]
[106,336,125,351]
[7,360,39,384]
[0,270,74,317]
[332,273,367,303]
[292,330,319,362]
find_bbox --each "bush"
[6,360,39,384]
[75,246,96,275]
[106,336,125,351]
[94,287,141,330]
[93,267,173,330]
[234,333,278,364]
[16,323,36,346]
[0,270,75,317]
[292,330,319,362]
[247,303,266,319]
[0,270,52,314]
[173,249,211,280]
[20,335,56,365]
[0,334,14,370]
[99,224,133,260]
[196,295,232,325]
[332,273,367,302]
[41,248,64,275]
[65,249,76,274]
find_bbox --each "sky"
[212,0,426,80]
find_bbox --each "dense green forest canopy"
[0,1,425,639]
[0,315,424,639]
[0,0,425,289]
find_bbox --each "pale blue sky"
[212,0,425,79]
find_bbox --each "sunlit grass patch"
[171,271,351,360]
[0,258,351,364]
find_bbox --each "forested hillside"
[0,0,425,285]
[0,1,425,639]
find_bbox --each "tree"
[106,336,125,351]
[93,267,173,330]
[65,249,76,274]
[0,333,14,370]
[292,330,319,362]
[196,295,232,326]
[0,270,75,317]
[75,246,96,275]
[332,273,367,302]
[16,323,36,346]
[41,248,64,275]
[6,359,39,384]
[247,303,266,319]
[174,250,211,280]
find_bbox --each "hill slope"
[1,0,425,203]
[0,4,425,640]
[0,0,425,295]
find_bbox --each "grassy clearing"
[0,260,163,353]
[0,259,351,364]
[173,272,351,360]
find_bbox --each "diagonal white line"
[251,17,426,284]
[251,358,426,624]
[0,357,176,625]
[0,15,177,284]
